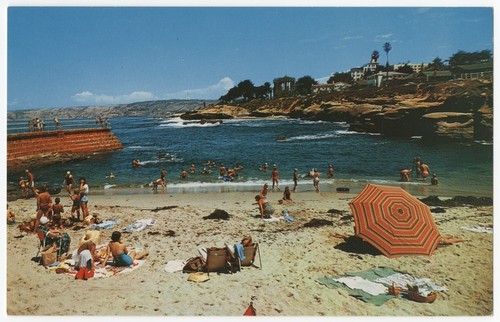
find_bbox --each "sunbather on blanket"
[100,231,148,267]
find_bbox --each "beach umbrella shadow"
[334,236,383,256]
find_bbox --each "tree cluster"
[219,80,272,103]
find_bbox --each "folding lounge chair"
[205,247,235,275]
[236,242,262,271]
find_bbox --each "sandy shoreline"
[4,189,494,316]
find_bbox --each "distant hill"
[7,99,216,121]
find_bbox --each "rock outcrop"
[181,79,492,141]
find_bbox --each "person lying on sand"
[100,231,148,267]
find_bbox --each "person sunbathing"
[100,231,148,267]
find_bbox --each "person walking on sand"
[313,169,320,192]
[293,168,299,192]
[65,171,75,194]
[100,231,148,267]
[271,166,280,191]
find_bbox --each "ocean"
[7,116,493,198]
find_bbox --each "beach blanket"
[90,219,118,230]
[64,260,146,279]
[123,219,157,232]
[164,260,187,273]
[317,267,447,306]
[460,226,493,234]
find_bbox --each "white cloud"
[315,76,330,84]
[71,91,157,105]
[376,33,393,39]
[163,77,235,100]
[343,35,363,40]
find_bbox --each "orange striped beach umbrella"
[348,184,441,258]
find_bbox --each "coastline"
[5,189,493,316]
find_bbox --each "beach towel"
[317,267,447,306]
[123,219,157,233]
[263,217,282,222]
[90,219,118,230]
[460,226,493,234]
[234,243,245,260]
[164,260,187,273]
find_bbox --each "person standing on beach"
[25,169,34,195]
[293,168,299,192]
[313,169,320,192]
[260,183,269,197]
[79,177,90,219]
[65,171,75,194]
[70,189,81,221]
[271,166,280,191]
[33,185,52,232]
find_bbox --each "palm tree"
[383,42,392,86]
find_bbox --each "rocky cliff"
[180,79,493,141]
[7,99,216,121]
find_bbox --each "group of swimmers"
[400,157,438,185]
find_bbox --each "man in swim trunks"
[420,163,431,180]
[25,169,34,194]
[33,185,52,232]
[100,231,148,267]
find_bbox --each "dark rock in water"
[303,219,333,228]
[420,195,493,207]
[431,207,446,213]
[334,236,382,256]
[203,209,230,220]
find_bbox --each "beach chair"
[35,230,62,264]
[236,242,262,271]
[205,247,235,276]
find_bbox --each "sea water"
[6,116,493,197]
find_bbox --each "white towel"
[164,260,186,273]
[334,276,387,296]
[460,226,493,234]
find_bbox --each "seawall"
[7,128,123,174]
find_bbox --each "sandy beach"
[5,189,493,316]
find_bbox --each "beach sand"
[5,190,493,316]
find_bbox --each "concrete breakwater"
[7,127,123,174]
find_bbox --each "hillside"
[180,79,493,142]
[7,99,216,121]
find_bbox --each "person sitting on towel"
[74,241,99,271]
[100,231,148,267]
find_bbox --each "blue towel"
[282,210,293,222]
[234,243,245,260]
[90,219,117,230]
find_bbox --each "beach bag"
[182,256,205,273]
[41,244,57,266]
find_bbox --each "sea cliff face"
[180,79,492,142]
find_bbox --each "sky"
[3,4,494,110]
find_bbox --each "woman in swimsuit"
[100,231,148,267]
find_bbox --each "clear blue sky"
[6,6,493,110]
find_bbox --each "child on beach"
[70,189,81,221]
[51,197,64,228]
[279,186,293,204]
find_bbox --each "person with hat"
[64,171,75,194]
[37,215,71,255]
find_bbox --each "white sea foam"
[104,184,116,190]
[285,133,340,142]
[336,130,381,136]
